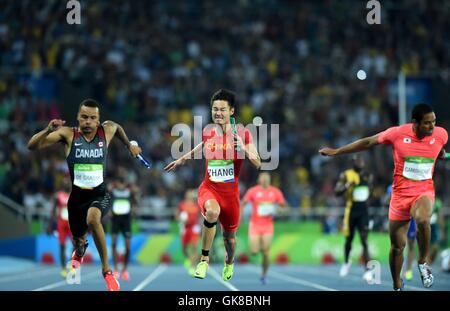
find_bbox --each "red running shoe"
[103,270,120,291]
[121,270,130,281]
[71,250,84,269]
[113,270,119,279]
[71,242,88,269]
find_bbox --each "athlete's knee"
[205,208,220,221]
[360,229,369,238]
[249,244,259,256]
[86,214,101,228]
[223,233,236,245]
[360,231,369,243]
[413,200,432,218]
[390,243,405,255]
[361,238,369,248]
[262,249,270,257]
[345,236,354,246]
[223,236,236,244]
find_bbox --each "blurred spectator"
[0,1,449,227]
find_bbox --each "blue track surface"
[0,259,449,291]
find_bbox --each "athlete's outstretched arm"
[27,119,68,150]
[244,142,262,169]
[102,121,141,157]
[319,134,380,157]
[164,142,204,172]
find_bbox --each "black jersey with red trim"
[66,126,108,192]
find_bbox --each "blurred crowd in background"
[1,0,449,232]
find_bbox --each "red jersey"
[178,201,200,227]
[377,124,448,195]
[56,191,70,222]
[202,125,253,193]
[243,185,285,226]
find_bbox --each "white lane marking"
[208,267,239,291]
[246,265,337,291]
[283,265,432,291]
[0,267,56,283]
[132,264,168,291]
[33,271,98,291]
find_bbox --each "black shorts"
[111,215,132,238]
[348,207,369,236]
[68,185,111,238]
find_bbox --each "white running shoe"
[417,262,434,288]
[339,261,351,277]
[362,270,373,283]
[393,279,404,291]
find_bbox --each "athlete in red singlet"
[48,177,71,278]
[176,189,201,275]
[243,172,286,284]
[319,103,448,290]
[165,89,261,281]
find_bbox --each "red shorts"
[249,221,274,237]
[198,182,240,233]
[181,225,201,247]
[389,191,435,221]
[57,220,72,245]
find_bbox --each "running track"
[1,261,449,291]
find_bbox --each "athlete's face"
[416,112,436,136]
[258,173,271,187]
[117,177,126,188]
[211,100,234,125]
[77,105,100,134]
[353,157,365,171]
[185,190,194,201]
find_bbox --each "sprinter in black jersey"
[27,99,141,291]
[108,173,139,281]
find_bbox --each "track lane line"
[208,266,239,291]
[132,264,168,291]
[33,270,98,291]
[0,267,57,283]
[246,265,337,291]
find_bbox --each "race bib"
[73,164,104,189]
[60,207,69,221]
[192,224,201,234]
[257,202,276,217]
[112,199,131,215]
[352,186,370,202]
[179,211,188,223]
[207,160,235,183]
[402,156,434,181]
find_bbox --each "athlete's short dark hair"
[210,89,236,110]
[411,103,433,124]
[79,98,100,111]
